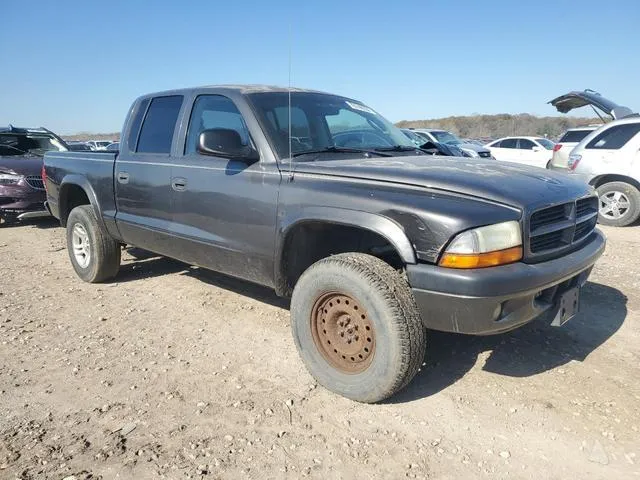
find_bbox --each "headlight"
[0,173,23,185]
[462,149,479,157]
[439,221,523,269]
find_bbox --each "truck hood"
[294,156,592,210]
[0,155,44,176]
[549,90,636,120]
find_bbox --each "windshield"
[430,131,462,145]
[536,138,555,150]
[0,133,67,156]
[248,92,414,159]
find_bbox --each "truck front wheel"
[66,205,121,283]
[290,253,426,403]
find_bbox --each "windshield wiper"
[0,145,43,157]
[292,146,392,158]
[375,145,421,152]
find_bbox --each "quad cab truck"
[44,86,606,402]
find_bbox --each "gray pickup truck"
[44,85,605,402]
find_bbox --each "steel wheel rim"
[72,223,91,268]
[599,191,631,219]
[311,292,376,374]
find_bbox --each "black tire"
[596,181,640,227]
[66,205,121,282]
[290,253,426,403]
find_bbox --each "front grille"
[530,204,569,232]
[478,151,492,158]
[25,176,45,190]
[576,196,598,219]
[527,196,598,259]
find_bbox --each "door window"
[517,139,536,150]
[136,96,183,153]
[185,95,251,154]
[586,123,640,150]
[500,138,518,148]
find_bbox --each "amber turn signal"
[439,246,523,269]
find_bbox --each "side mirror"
[532,146,542,152]
[197,128,259,163]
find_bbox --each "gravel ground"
[0,220,638,479]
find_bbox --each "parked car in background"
[561,117,640,226]
[85,140,113,150]
[105,142,119,151]
[44,84,605,402]
[486,136,555,168]
[548,126,601,170]
[401,129,467,157]
[409,128,493,158]
[548,90,639,226]
[0,126,68,225]
[67,141,94,151]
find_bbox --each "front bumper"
[0,187,46,217]
[407,230,606,335]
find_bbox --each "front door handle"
[117,172,129,184]
[172,177,187,192]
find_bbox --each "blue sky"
[2,0,639,134]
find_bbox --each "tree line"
[396,114,603,140]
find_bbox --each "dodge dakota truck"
[44,85,606,402]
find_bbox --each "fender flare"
[58,174,107,231]
[274,207,416,295]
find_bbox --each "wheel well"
[277,222,405,296]
[590,174,640,192]
[60,184,90,226]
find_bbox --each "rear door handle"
[117,172,129,184]
[172,177,187,192]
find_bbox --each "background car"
[409,128,493,158]
[548,126,601,170]
[0,126,68,224]
[485,136,555,168]
[400,129,466,156]
[67,141,94,151]
[106,142,119,151]
[85,140,114,150]
[565,116,640,226]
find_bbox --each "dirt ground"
[0,220,638,480]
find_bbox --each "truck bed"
[44,150,118,232]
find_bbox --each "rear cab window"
[585,123,640,150]
[135,95,184,153]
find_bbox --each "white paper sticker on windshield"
[346,101,376,115]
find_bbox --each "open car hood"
[548,90,636,120]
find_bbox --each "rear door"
[168,93,281,287]
[114,95,184,254]
[490,138,518,162]
[516,138,542,167]
[581,122,640,171]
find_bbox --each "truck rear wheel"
[66,205,121,283]
[596,181,640,227]
[290,253,426,403]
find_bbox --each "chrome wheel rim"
[599,191,631,220]
[72,223,91,268]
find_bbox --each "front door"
[168,94,281,287]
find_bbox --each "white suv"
[549,126,601,170]
[548,90,640,226]
[566,117,640,226]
